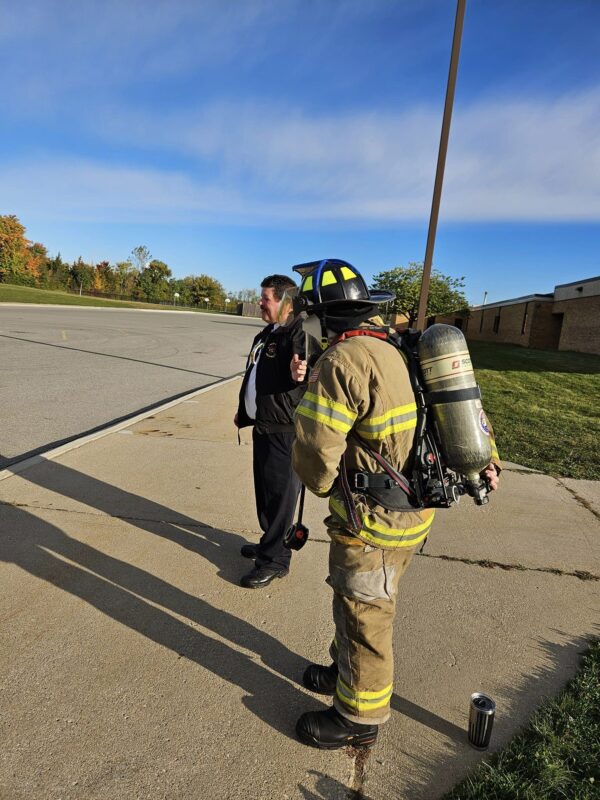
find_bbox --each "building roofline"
[554,275,600,290]
[471,293,553,311]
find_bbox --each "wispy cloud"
[2,89,599,225]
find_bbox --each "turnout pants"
[252,429,301,571]
[327,530,417,725]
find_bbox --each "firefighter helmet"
[291,259,394,314]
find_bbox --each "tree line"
[1,214,469,319]
[0,215,259,307]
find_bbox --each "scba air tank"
[417,324,492,502]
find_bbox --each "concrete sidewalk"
[1,379,598,800]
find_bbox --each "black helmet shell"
[292,259,393,312]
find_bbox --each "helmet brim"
[366,290,395,304]
[307,291,394,312]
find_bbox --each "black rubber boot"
[302,662,338,695]
[296,706,378,750]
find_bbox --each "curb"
[0,375,242,482]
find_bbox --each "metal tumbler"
[468,693,496,750]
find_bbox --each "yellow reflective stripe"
[296,391,357,433]
[340,266,356,280]
[296,404,352,433]
[322,270,337,286]
[357,418,417,440]
[330,497,434,548]
[303,391,356,419]
[490,435,499,460]
[365,403,417,425]
[336,677,393,711]
[302,275,313,291]
[356,403,418,440]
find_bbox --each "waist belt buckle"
[353,472,368,490]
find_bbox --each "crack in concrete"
[0,500,226,531]
[556,478,600,522]
[417,551,599,582]
[4,501,597,582]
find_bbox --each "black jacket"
[237,318,305,433]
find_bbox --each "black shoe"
[240,544,258,559]
[303,662,338,695]
[240,565,289,589]
[296,706,378,750]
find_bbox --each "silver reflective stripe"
[296,391,356,433]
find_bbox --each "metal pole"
[416,0,466,331]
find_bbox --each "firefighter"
[289,259,500,749]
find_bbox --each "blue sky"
[1,0,599,303]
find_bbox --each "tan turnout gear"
[293,322,430,724]
[293,325,436,551]
[293,321,499,725]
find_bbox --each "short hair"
[261,274,297,301]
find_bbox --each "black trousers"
[252,429,301,571]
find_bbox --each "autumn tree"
[91,261,118,294]
[186,273,226,307]
[169,278,193,306]
[136,259,172,303]
[370,262,468,327]
[69,257,95,293]
[26,242,48,283]
[44,252,68,288]
[114,261,138,297]
[0,214,30,283]
[130,245,152,273]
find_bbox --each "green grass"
[0,282,149,308]
[444,640,600,800]
[470,342,600,480]
[0,282,223,313]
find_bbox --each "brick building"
[429,276,600,355]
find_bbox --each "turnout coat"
[293,321,500,550]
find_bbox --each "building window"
[492,306,501,333]
[521,302,529,335]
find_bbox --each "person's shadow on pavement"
[20,458,255,586]
[0,470,311,738]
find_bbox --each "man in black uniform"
[235,274,305,588]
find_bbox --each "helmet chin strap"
[302,305,378,352]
